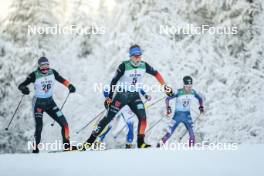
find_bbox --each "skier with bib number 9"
[18,57,76,153]
[83,44,173,149]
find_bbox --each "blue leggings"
[162,111,195,146]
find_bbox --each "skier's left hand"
[104,97,112,109]
[199,106,204,114]
[68,84,76,93]
[144,94,151,101]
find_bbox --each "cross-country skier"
[18,57,76,153]
[96,88,151,149]
[83,44,173,149]
[157,76,204,147]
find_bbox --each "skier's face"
[39,64,49,74]
[184,84,192,92]
[130,55,142,67]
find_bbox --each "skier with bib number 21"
[157,76,204,147]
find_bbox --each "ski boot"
[32,147,39,153]
[94,141,103,149]
[82,142,93,151]
[64,144,78,152]
[137,135,151,148]
[138,143,151,148]
[125,143,133,149]
[156,143,161,148]
[157,140,166,148]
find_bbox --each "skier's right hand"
[164,85,173,97]
[19,86,30,95]
[199,106,204,114]
[166,106,172,116]
[104,97,112,109]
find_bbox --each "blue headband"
[129,47,142,57]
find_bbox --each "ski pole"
[75,109,106,134]
[144,96,167,134]
[51,92,70,126]
[145,96,166,109]
[113,112,135,140]
[5,95,25,131]
[114,97,166,139]
[179,113,202,141]
[91,108,107,129]
[145,117,163,134]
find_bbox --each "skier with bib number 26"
[157,76,204,147]
[83,44,173,149]
[18,57,76,153]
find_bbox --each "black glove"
[164,85,173,97]
[68,84,76,93]
[144,94,151,101]
[104,98,112,109]
[19,86,30,95]
[199,106,204,113]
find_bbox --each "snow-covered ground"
[0,144,263,176]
